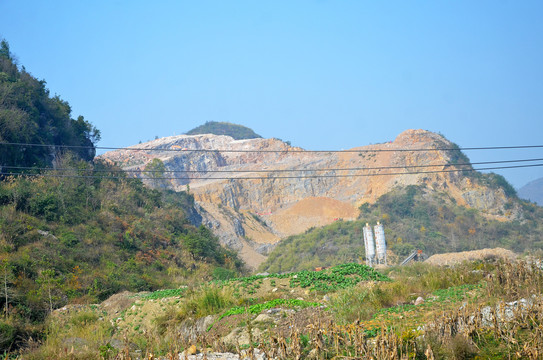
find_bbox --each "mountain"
[518,177,543,205]
[99,128,527,268]
[186,121,262,139]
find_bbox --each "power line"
[3,157,543,174]
[2,162,543,181]
[2,141,543,153]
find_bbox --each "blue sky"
[1,1,542,188]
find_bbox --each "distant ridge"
[518,177,543,205]
[186,121,261,140]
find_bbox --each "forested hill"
[0,39,100,170]
[186,121,262,139]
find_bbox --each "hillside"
[519,177,543,205]
[24,257,543,359]
[259,185,543,273]
[0,160,245,352]
[186,121,262,140]
[0,40,100,169]
[99,129,527,268]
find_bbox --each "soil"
[425,247,516,266]
[269,197,359,236]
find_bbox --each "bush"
[0,321,16,352]
[212,267,237,281]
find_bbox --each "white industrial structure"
[363,221,387,267]
[363,223,375,267]
[374,221,387,265]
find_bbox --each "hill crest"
[186,121,261,140]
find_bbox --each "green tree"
[36,269,62,314]
[0,39,10,59]
[0,258,14,318]
[144,158,168,189]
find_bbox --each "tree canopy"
[0,39,100,171]
[186,121,261,140]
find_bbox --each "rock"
[177,315,217,342]
[62,337,88,349]
[175,349,267,360]
[271,288,278,292]
[240,348,267,360]
[254,314,273,323]
[223,327,264,347]
[415,297,425,306]
[108,338,125,350]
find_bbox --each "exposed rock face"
[99,129,518,268]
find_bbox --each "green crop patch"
[218,263,389,294]
[139,288,186,300]
[207,299,323,331]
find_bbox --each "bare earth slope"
[99,129,518,268]
[425,248,517,266]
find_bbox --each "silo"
[363,223,375,266]
[374,221,387,265]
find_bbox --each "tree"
[0,39,10,59]
[0,258,13,319]
[144,158,168,189]
[36,269,61,314]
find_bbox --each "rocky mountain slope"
[519,177,543,205]
[99,129,520,268]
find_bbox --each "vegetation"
[0,39,100,171]
[260,185,543,273]
[186,121,262,140]
[23,258,543,359]
[0,156,244,353]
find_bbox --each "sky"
[1,1,542,188]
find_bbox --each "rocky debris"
[37,229,57,239]
[101,291,136,315]
[177,315,217,342]
[176,348,267,360]
[415,296,425,306]
[480,297,534,327]
[425,248,517,266]
[222,327,264,347]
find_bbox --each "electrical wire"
[2,162,543,181]
[2,157,543,174]
[2,141,543,153]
